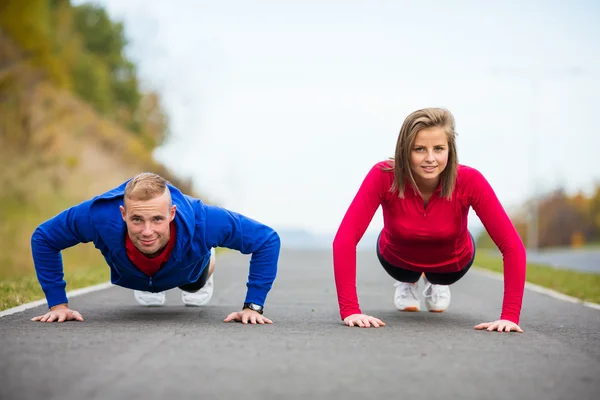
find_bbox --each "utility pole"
[527,78,540,253]
[491,66,582,252]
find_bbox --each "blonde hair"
[123,172,171,206]
[385,108,458,199]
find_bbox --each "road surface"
[1,249,599,400]
[527,248,600,273]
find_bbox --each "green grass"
[0,245,110,311]
[0,191,112,311]
[4,239,598,312]
[0,245,226,312]
[474,251,600,304]
[540,242,600,251]
[0,269,110,311]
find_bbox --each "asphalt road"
[1,249,599,400]
[526,248,600,273]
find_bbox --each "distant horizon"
[273,224,486,247]
[88,0,600,234]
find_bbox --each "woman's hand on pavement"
[474,319,523,333]
[343,314,386,328]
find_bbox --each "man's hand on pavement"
[224,309,273,325]
[31,303,84,323]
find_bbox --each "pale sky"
[79,0,600,236]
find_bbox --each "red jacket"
[333,161,526,323]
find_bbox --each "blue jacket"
[31,180,280,309]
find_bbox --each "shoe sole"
[183,302,208,307]
[425,302,449,313]
[181,295,212,307]
[397,306,420,312]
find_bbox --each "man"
[30,172,280,325]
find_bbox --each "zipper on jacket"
[422,190,439,218]
[149,277,153,287]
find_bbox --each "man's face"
[120,192,176,257]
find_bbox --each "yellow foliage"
[0,0,71,88]
[571,232,585,248]
[0,29,198,280]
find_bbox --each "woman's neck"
[414,175,440,195]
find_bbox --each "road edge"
[473,266,600,311]
[0,250,237,317]
[0,281,113,318]
[3,265,598,317]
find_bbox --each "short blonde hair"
[386,108,458,199]
[123,172,171,206]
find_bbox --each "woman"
[332,108,526,332]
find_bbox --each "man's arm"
[31,199,96,308]
[204,205,280,307]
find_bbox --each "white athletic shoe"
[181,274,214,307]
[393,281,421,312]
[423,278,451,312]
[134,290,166,306]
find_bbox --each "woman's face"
[409,127,449,189]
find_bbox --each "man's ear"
[120,205,127,221]
[169,205,177,222]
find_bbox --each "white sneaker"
[423,278,451,312]
[134,290,166,306]
[393,281,421,312]
[181,274,214,307]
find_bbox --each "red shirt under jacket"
[332,161,526,324]
[125,222,176,277]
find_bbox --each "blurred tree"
[476,186,600,250]
[72,4,141,121]
[590,185,600,242]
[569,191,594,240]
[72,52,113,114]
[1,0,170,148]
[537,189,585,248]
[0,0,70,87]
[49,0,81,82]
[137,91,169,147]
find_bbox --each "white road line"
[0,281,113,318]
[473,266,600,311]
[2,263,599,316]
[0,249,227,318]
[583,302,600,311]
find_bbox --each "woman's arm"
[333,163,388,320]
[468,168,527,324]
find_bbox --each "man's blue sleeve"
[30,200,97,308]
[204,205,280,307]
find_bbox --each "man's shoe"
[134,290,166,306]
[393,281,421,312]
[181,275,214,307]
[423,278,451,312]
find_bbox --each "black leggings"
[376,231,476,285]
[178,264,210,293]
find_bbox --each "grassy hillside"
[0,28,196,310]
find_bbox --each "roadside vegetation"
[474,251,600,304]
